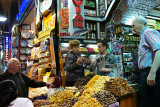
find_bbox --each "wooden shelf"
[84,15,97,17]
[38,67,53,69]
[40,50,51,53]
[42,10,52,17]
[38,61,52,65]
[39,55,51,59]
[84,6,96,10]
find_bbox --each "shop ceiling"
[118,0,160,26]
[0,0,160,32]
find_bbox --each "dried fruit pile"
[104,77,134,96]
[73,96,102,107]
[93,76,111,90]
[60,97,78,107]
[92,90,117,107]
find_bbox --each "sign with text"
[5,36,9,62]
[43,13,56,30]
[72,0,84,28]
[60,8,69,28]
[38,29,51,42]
[39,13,56,42]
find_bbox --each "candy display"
[33,99,53,107]
[29,87,48,99]
[84,75,101,88]
[80,88,99,98]
[93,76,111,91]
[47,90,63,103]
[65,86,78,93]
[54,91,74,106]
[74,74,94,89]
[73,95,102,107]
[60,97,78,107]
[92,90,117,107]
[104,77,134,97]
[32,75,134,107]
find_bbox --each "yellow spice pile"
[85,75,101,88]
[73,95,102,107]
[93,76,111,91]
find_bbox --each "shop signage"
[16,0,31,21]
[60,8,69,28]
[43,13,56,30]
[5,36,9,62]
[39,13,56,42]
[60,32,70,36]
[40,0,52,14]
[72,0,84,28]
[38,28,51,42]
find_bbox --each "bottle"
[90,24,93,30]
[86,23,89,30]
[94,24,96,30]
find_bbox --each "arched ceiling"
[111,0,160,26]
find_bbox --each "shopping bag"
[47,88,54,97]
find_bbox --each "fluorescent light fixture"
[146,16,160,20]
[124,16,136,26]
[128,33,133,36]
[0,17,7,22]
[86,44,97,48]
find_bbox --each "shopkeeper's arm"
[147,49,160,86]
[90,59,97,72]
[22,73,53,88]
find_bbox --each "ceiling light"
[0,17,7,22]
[146,16,160,20]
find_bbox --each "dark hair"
[0,80,17,107]
[97,40,108,48]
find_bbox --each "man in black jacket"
[0,58,53,98]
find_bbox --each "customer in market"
[65,39,91,86]
[0,80,34,107]
[90,40,116,76]
[0,58,53,98]
[132,16,160,107]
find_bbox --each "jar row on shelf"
[123,35,140,41]
[121,42,139,48]
[39,63,52,68]
[85,0,95,7]
[84,9,96,16]
[85,23,96,31]
[86,33,96,39]
[39,58,52,63]
[39,52,51,58]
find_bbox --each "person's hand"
[147,71,156,86]
[46,83,54,88]
[101,68,112,73]
[76,56,82,65]
[83,58,91,65]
